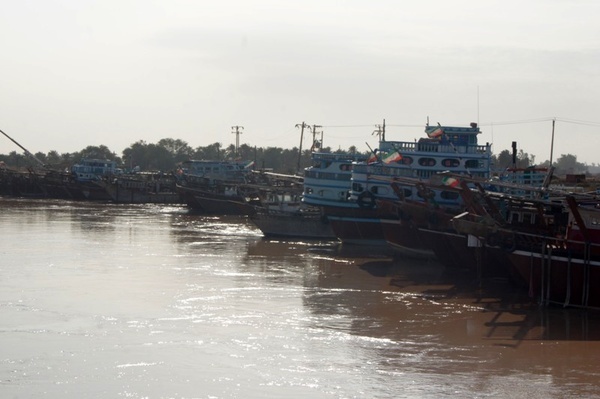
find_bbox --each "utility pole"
[373,119,386,142]
[231,125,244,157]
[295,122,311,173]
[311,124,322,151]
[549,118,556,166]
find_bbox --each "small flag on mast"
[426,123,444,139]
[382,149,402,164]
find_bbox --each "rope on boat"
[583,242,591,308]
[564,252,572,308]
[546,245,552,307]
[540,241,545,306]
[529,252,535,298]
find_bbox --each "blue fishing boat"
[324,122,492,251]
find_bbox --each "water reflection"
[246,238,600,345]
[3,198,600,398]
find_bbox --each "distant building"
[565,174,586,184]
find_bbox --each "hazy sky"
[1,0,599,164]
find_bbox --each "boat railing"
[381,141,489,155]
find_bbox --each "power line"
[555,117,600,127]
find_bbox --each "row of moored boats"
[2,122,599,309]
[180,122,600,310]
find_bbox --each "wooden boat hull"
[507,249,600,309]
[322,205,387,245]
[380,218,436,259]
[102,181,182,204]
[327,215,387,246]
[177,184,257,215]
[250,211,336,240]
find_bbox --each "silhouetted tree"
[157,138,193,164]
[554,154,587,174]
[74,145,119,162]
[192,142,222,160]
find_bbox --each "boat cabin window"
[352,183,364,192]
[442,158,460,167]
[401,157,413,165]
[416,189,435,200]
[522,213,534,225]
[370,186,389,196]
[440,191,459,200]
[465,160,481,168]
[418,158,436,167]
[417,170,434,179]
[339,164,352,171]
[510,212,520,223]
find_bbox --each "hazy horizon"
[1,1,599,163]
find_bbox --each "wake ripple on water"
[2,198,600,398]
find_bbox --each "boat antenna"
[549,118,555,166]
[0,127,47,168]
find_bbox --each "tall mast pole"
[231,125,244,157]
[0,127,46,167]
[295,122,309,173]
[311,124,322,150]
[549,118,555,166]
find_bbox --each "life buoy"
[502,232,517,253]
[486,232,516,253]
[486,232,500,247]
[357,191,376,209]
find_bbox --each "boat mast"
[373,119,386,143]
[231,125,244,158]
[549,118,555,166]
[311,124,322,151]
[0,127,46,168]
[295,122,310,173]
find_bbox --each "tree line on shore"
[0,137,593,176]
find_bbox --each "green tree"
[122,141,149,170]
[76,145,120,163]
[192,142,222,160]
[517,149,535,169]
[554,154,587,174]
[145,143,173,171]
[157,138,193,164]
[495,149,513,170]
[45,150,63,167]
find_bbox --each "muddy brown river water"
[1,197,599,398]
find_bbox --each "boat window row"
[369,185,390,196]
[304,187,350,201]
[442,159,460,167]
[188,166,222,173]
[355,157,486,172]
[305,171,352,181]
[509,211,537,225]
[351,182,459,202]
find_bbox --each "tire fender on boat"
[357,191,376,209]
